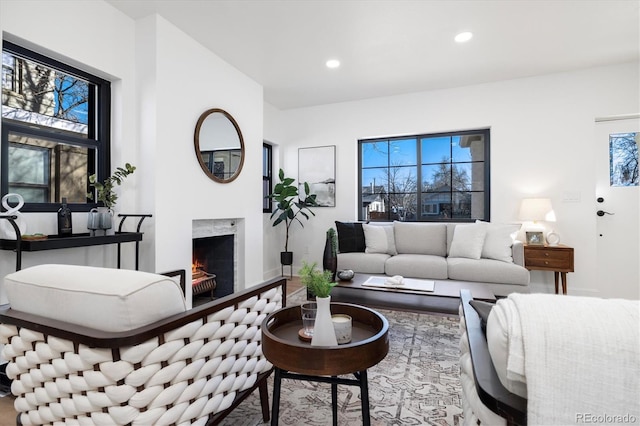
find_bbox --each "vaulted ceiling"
[106,0,640,110]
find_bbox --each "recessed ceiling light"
[326,59,340,69]
[454,32,473,43]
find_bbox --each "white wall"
[1,0,638,301]
[264,62,640,297]
[0,1,265,305]
[0,0,140,304]
[139,15,265,299]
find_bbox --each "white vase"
[311,295,338,346]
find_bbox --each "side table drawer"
[524,246,574,271]
[526,256,570,269]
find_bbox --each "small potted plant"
[299,261,337,346]
[87,163,136,231]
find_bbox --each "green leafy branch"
[87,163,136,209]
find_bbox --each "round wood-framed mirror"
[194,108,245,183]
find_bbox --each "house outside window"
[1,41,110,212]
[359,129,490,222]
[263,142,273,212]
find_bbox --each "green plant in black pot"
[266,168,318,266]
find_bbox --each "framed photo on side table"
[525,231,544,245]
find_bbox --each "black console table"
[0,214,151,271]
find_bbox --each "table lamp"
[518,198,559,245]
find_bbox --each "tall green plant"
[87,163,136,209]
[267,168,318,252]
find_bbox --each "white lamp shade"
[519,198,556,222]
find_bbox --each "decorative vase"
[322,238,337,281]
[98,207,114,230]
[87,207,113,234]
[311,295,338,346]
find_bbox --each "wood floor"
[0,275,304,424]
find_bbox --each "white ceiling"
[106,0,640,110]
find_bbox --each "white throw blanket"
[501,293,640,425]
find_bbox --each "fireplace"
[192,218,241,301]
[192,235,234,299]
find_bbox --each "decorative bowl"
[337,269,355,281]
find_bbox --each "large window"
[1,41,110,212]
[359,129,490,222]
[263,142,273,212]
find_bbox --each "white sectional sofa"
[335,220,530,297]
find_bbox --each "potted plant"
[267,168,318,267]
[299,261,337,346]
[322,227,338,281]
[87,163,136,231]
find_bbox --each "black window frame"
[1,40,110,213]
[358,128,490,222]
[263,142,273,213]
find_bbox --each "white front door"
[595,116,639,299]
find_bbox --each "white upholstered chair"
[0,264,286,425]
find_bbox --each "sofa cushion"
[363,223,397,255]
[4,264,187,332]
[448,224,487,260]
[477,221,521,263]
[447,257,530,285]
[335,221,366,253]
[393,221,447,256]
[385,254,448,279]
[337,252,388,274]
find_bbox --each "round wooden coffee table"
[262,302,389,426]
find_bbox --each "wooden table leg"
[561,272,567,295]
[271,367,282,426]
[259,378,270,422]
[554,272,559,294]
[331,377,338,426]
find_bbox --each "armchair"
[0,264,286,425]
[459,289,639,425]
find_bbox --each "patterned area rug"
[220,288,463,425]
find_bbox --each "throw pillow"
[476,220,520,263]
[363,223,397,255]
[448,223,486,259]
[469,299,495,334]
[335,221,366,253]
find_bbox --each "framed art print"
[298,145,336,207]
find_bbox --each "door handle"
[597,210,614,216]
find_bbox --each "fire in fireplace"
[192,234,234,299]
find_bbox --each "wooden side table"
[261,303,389,426]
[524,244,575,294]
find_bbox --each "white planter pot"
[311,295,338,346]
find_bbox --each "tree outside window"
[359,129,489,222]
[1,41,110,212]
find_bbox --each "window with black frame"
[263,143,273,213]
[1,41,110,212]
[359,129,490,222]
